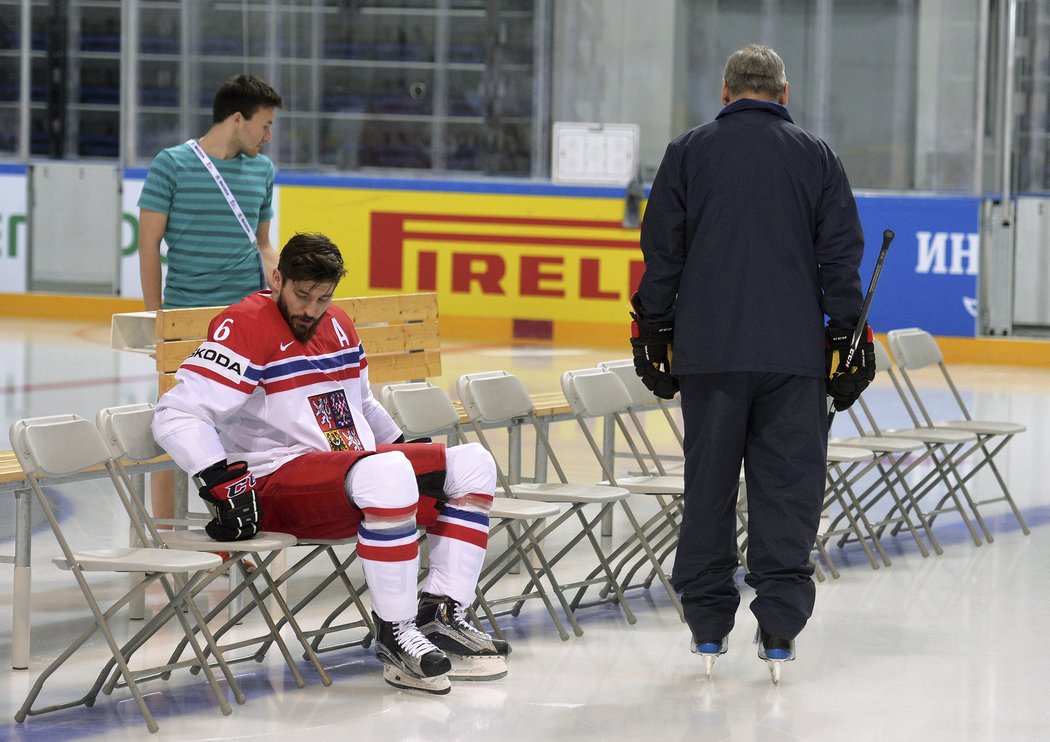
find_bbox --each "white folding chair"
[380,381,573,640]
[849,337,986,548]
[558,368,689,620]
[596,358,685,475]
[96,403,332,689]
[457,369,650,629]
[887,327,1029,541]
[9,414,235,734]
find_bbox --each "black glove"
[825,324,876,411]
[630,292,678,400]
[197,460,262,541]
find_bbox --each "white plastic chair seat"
[160,530,297,552]
[880,427,976,444]
[934,419,1026,435]
[599,474,684,495]
[833,436,926,454]
[826,446,875,463]
[490,497,561,520]
[54,548,221,573]
[506,482,630,504]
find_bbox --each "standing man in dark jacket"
[631,43,874,683]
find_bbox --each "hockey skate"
[416,593,509,681]
[690,636,728,678]
[755,627,794,686]
[372,611,452,695]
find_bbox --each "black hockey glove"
[630,292,678,400]
[197,460,262,541]
[825,324,876,411]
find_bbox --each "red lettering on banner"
[452,253,506,294]
[368,211,642,299]
[579,258,618,300]
[629,260,646,296]
[520,256,565,297]
[418,251,437,291]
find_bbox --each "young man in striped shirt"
[152,233,509,694]
[138,74,282,529]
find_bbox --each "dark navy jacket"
[637,98,865,379]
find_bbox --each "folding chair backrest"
[97,403,164,462]
[10,415,111,476]
[458,370,535,423]
[561,367,633,418]
[381,381,461,438]
[886,328,942,370]
[873,336,894,372]
[597,359,656,408]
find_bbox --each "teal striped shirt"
[138,142,275,309]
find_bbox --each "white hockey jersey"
[153,291,402,478]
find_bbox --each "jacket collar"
[716,98,794,123]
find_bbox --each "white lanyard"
[186,139,257,245]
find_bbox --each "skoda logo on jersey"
[186,341,250,384]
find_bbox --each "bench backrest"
[155,292,441,396]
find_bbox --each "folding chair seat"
[9,414,239,734]
[887,327,1030,541]
[849,338,986,548]
[457,369,658,628]
[96,404,332,689]
[380,380,576,640]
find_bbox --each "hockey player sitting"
[152,232,508,694]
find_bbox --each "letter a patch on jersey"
[310,390,364,451]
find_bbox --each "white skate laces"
[451,602,489,639]
[394,619,441,659]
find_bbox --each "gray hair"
[723,44,787,99]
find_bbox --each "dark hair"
[723,44,787,100]
[212,74,283,123]
[278,233,347,285]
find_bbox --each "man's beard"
[277,295,322,342]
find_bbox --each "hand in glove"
[630,293,678,400]
[826,324,876,411]
[197,460,262,541]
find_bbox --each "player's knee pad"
[345,451,419,517]
[443,442,496,506]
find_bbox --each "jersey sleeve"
[152,306,265,475]
[359,360,403,444]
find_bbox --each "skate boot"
[416,593,509,680]
[690,635,728,678]
[372,611,452,695]
[755,627,795,686]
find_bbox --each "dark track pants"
[672,372,828,640]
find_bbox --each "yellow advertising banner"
[279,184,642,345]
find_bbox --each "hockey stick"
[828,228,895,431]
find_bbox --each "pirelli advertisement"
[278,180,644,345]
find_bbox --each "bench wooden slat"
[154,321,440,373]
[156,293,438,341]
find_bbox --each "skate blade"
[767,660,781,686]
[704,655,716,678]
[447,653,508,681]
[383,665,452,695]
